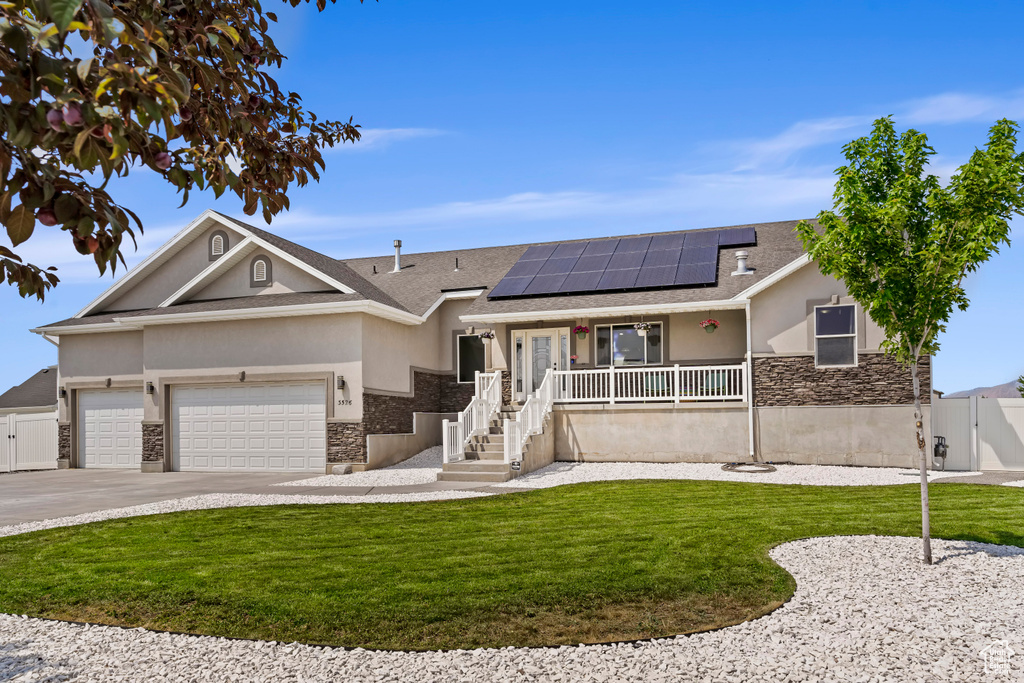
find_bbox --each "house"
[32,209,930,479]
[0,367,59,472]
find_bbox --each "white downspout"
[746,301,755,460]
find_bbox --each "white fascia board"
[115,300,422,327]
[30,322,140,336]
[420,289,485,321]
[731,254,812,300]
[158,237,257,307]
[73,209,229,319]
[460,298,750,325]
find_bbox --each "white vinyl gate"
[0,411,59,472]
[931,397,1024,471]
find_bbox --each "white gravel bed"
[0,489,489,540]
[274,447,443,487]
[1003,479,1024,487]
[2,535,1022,682]
[492,461,985,489]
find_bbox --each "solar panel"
[583,239,619,255]
[683,231,720,248]
[488,276,533,298]
[523,273,569,295]
[607,250,646,270]
[487,227,755,299]
[616,236,652,252]
[538,257,580,276]
[635,266,677,288]
[561,271,604,291]
[572,254,612,272]
[641,249,683,268]
[718,227,756,247]
[598,268,640,290]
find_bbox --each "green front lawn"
[1,481,1022,649]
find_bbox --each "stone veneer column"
[500,370,512,407]
[141,421,165,472]
[57,422,71,468]
[753,353,931,407]
[327,420,366,464]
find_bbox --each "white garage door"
[172,382,326,472]
[79,389,144,468]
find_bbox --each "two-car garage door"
[172,382,326,472]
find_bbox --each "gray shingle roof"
[343,220,809,317]
[41,218,810,331]
[0,367,57,409]
[216,213,410,313]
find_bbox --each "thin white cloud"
[901,91,1024,125]
[328,127,445,152]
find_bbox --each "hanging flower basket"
[634,321,652,337]
[570,355,578,365]
[573,325,589,340]
[699,318,720,334]
[477,330,495,340]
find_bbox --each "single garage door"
[172,382,326,472]
[79,389,144,468]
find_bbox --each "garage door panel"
[79,390,144,469]
[172,382,326,472]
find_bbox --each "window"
[208,231,229,260]
[595,322,663,366]
[457,334,486,383]
[250,256,272,287]
[815,304,857,367]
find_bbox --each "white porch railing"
[442,371,502,463]
[504,368,555,464]
[551,363,747,404]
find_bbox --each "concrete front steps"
[437,408,517,483]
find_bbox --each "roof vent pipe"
[731,250,753,276]
[392,239,402,273]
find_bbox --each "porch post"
[745,301,755,459]
[674,364,680,404]
[609,365,616,405]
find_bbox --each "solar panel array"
[488,227,755,299]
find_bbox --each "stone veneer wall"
[58,422,71,462]
[334,370,475,465]
[142,422,164,462]
[753,353,931,407]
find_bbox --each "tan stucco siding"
[749,261,886,355]
[361,312,440,393]
[191,248,332,301]
[101,224,245,312]
[668,310,746,362]
[437,299,475,373]
[57,331,144,420]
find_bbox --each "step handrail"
[443,370,502,463]
[504,368,554,464]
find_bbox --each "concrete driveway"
[0,469,315,526]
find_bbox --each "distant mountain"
[944,380,1022,399]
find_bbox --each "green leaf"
[5,205,35,247]
[49,0,84,33]
[209,20,240,45]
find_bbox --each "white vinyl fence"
[0,410,59,472]
[931,396,1024,471]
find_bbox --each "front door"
[520,328,570,399]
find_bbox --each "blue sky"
[3,0,1023,394]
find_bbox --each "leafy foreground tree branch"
[798,117,1024,564]
[0,0,365,300]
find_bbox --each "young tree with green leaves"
[0,0,366,300]
[1018,374,1024,398]
[797,117,1024,564]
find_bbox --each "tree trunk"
[911,358,932,565]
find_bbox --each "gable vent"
[211,234,224,256]
[253,259,267,282]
